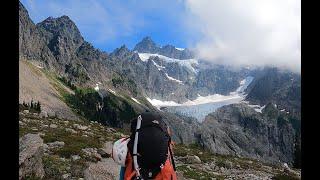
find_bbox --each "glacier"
[147,76,254,122]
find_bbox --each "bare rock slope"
[19,60,78,120]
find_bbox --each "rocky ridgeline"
[196,103,300,166]
[19,1,249,103]
[19,110,300,180]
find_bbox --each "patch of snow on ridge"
[138,53,151,62]
[243,101,266,113]
[146,98,180,109]
[165,73,183,84]
[131,97,141,105]
[176,47,185,51]
[152,60,165,71]
[138,53,198,73]
[234,76,254,94]
[254,105,266,113]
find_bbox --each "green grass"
[24,175,42,180]
[272,173,300,180]
[43,155,70,179]
[70,158,88,178]
[177,165,224,180]
[43,126,102,158]
[174,143,216,163]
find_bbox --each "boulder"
[19,134,45,179]
[40,111,48,118]
[73,124,89,130]
[47,141,65,149]
[65,128,77,134]
[224,160,233,169]
[71,155,81,161]
[84,158,120,180]
[49,124,58,128]
[82,148,102,161]
[186,155,202,164]
[102,141,113,155]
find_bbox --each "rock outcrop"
[245,67,301,117]
[197,103,298,165]
[84,158,120,180]
[19,134,45,179]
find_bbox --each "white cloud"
[183,0,301,73]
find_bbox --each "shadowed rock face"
[19,2,56,69]
[245,67,301,117]
[197,103,298,165]
[36,15,84,64]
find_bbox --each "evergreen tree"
[36,101,41,112]
[30,99,34,109]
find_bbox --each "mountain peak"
[37,15,83,43]
[133,36,194,59]
[41,15,75,27]
[133,36,159,53]
[141,36,154,42]
[111,44,131,58]
[59,15,71,20]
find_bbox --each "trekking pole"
[133,115,143,179]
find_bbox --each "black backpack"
[127,112,176,179]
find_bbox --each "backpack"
[124,112,177,180]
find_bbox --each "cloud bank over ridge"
[183,0,301,73]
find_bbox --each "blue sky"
[21,0,200,52]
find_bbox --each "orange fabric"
[124,151,177,180]
[124,153,135,180]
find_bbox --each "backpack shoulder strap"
[124,153,136,180]
[168,138,176,171]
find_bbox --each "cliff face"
[245,67,301,117]
[197,103,299,165]
[19,2,56,69]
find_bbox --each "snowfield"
[138,53,199,73]
[165,73,183,84]
[175,47,185,51]
[146,76,255,122]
